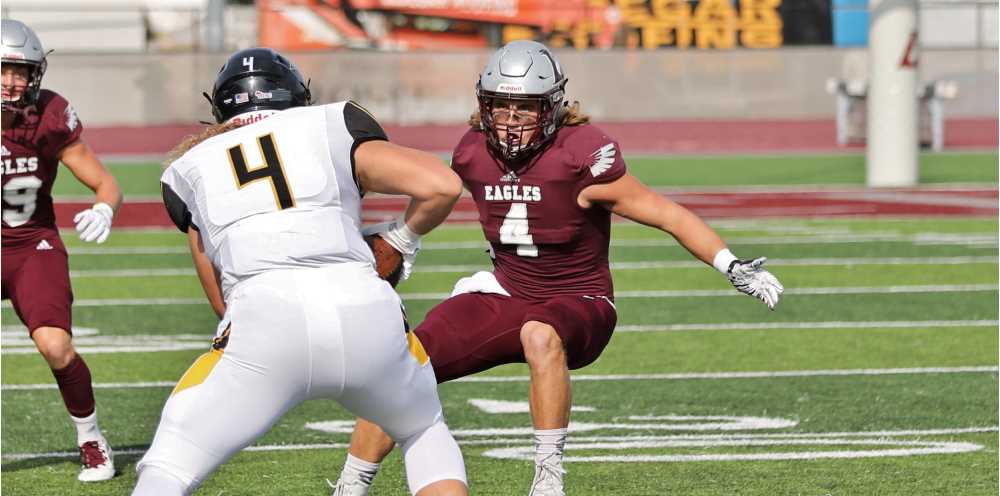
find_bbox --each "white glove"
[362,216,422,283]
[73,202,114,244]
[726,257,784,310]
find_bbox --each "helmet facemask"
[477,80,565,165]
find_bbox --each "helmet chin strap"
[226,109,280,125]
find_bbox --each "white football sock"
[70,411,102,445]
[534,428,567,466]
[341,453,380,486]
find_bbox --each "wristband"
[712,248,737,274]
[383,215,422,255]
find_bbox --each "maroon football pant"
[2,233,73,333]
[414,293,617,383]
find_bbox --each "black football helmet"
[209,47,311,123]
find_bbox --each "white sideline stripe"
[3,284,994,308]
[62,256,1000,278]
[63,232,997,255]
[3,426,995,463]
[616,320,1000,332]
[3,366,995,391]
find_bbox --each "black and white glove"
[361,215,422,283]
[73,202,114,244]
[714,249,784,310]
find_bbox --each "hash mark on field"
[3,366,995,391]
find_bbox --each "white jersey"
[161,101,387,299]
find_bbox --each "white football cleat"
[328,477,370,496]
[528,457,566,496]
[77,438,115,482]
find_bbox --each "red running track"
[83,118,998,156]
[54,187,998,229]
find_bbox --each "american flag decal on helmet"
[589,143,616,177]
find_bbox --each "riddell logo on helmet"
[4,52,25,60]
[497,83,525,94]
[229,111,276,126]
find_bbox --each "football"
[365,234,404,287]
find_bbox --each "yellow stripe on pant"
[172,349,224,396]
[407,332,429,366]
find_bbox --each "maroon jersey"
[1,89,83,247]
[452,124,627,300]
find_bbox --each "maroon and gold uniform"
[414,124,626,382]
[2,89,82,332]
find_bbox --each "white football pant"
[133,262,466,495]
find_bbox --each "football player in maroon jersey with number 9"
[1,19,121,482]
[333,41,783,496]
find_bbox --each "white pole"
[866,0,919,187]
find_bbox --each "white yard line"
[3,366,995,391]
[400,284,997,301]
[457,366,998,383]
[3,284,994,309]
[64,256,998,278]
[616,320,999,332]
[2,426,995,462]
[64,232,998,255]
[70,268,196,277]
[2,320,989,355]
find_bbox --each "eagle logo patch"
[64,104,79,132]
[589,143,616,177]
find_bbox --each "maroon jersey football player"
[333,41,783,496]
[1,19,121,482]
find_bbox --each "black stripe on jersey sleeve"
[345,100,389,195]
[161,182,194,233]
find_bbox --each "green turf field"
[4,153,998,495]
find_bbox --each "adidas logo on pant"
[36,239,53,250]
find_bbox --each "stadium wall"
[48,48,997,126]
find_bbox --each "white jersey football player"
[132,48,468,496]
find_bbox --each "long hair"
[163,121,241,168]
[468,100,590,129]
